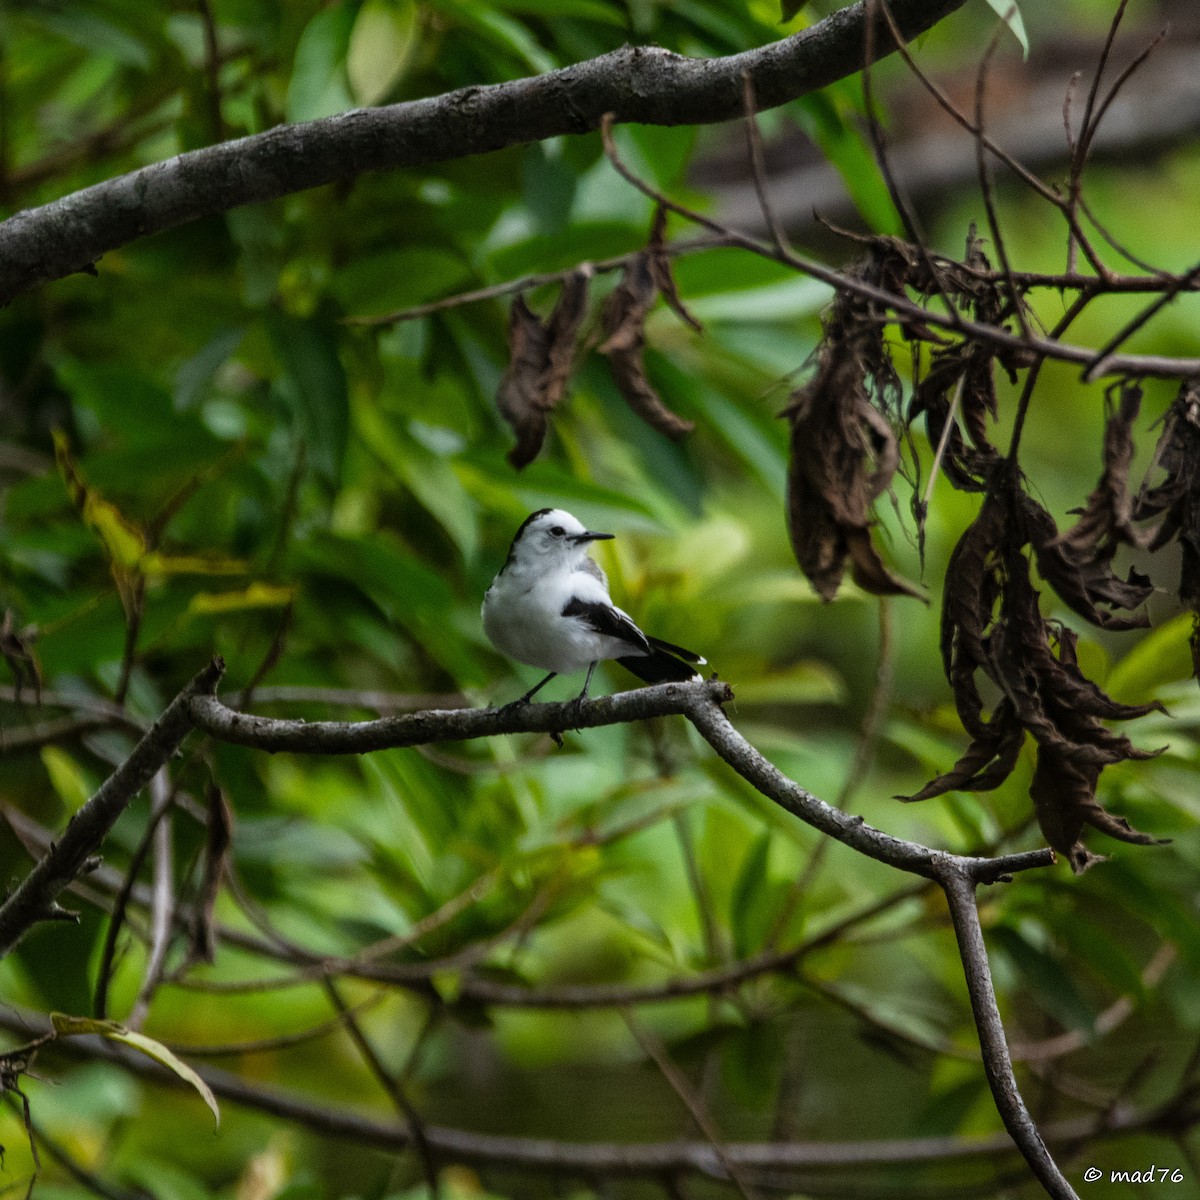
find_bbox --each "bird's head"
[505,508,614,571]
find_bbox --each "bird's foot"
[498,696,530,716]
[566,693,589,731]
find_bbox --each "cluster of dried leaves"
[907,364,1200,870]
[495,209,696,469]
[492,198,1199,870]
[783,240,925,601]
[781,232,1200,871]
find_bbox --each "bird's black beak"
[572,530,614,544]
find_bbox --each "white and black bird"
[482,508,706,705]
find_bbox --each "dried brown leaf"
[901,699,1024,802]
[1031,746,1168,875]
[939,492,1006,736]
[783,290,920,602]
[1136,382,1200,679]
[542,269,591,406]
[495,271,591,469]
[600,253,695,441]
[1024,493,1152,631]
[910,352,1000,496]
[846,529,927,602]
[1057,382,1146,553]
[914,478,1164,868]
[647,205,702,333]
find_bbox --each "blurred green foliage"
[0,1,1198,1198]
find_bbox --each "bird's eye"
[550,526,565,537]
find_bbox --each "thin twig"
[598,112,1200,381]
[323,979,442,1198]
[739,74,792,259]
[973,13,1030,342]
[623,1010,760,1200]
[0,659,224,959]
[922,374,964,510]
[861,0,955,313]
[127,768,175,1030]
[1,1000,1176,1181]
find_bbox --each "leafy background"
[1,0,1199,1197]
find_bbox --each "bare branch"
[684,690,1054,882]
[0,1001,1176,1182]
[624,1010,760,1200]
[600,111,1200,381]
[188,678,733,752]
[0,658,224,958]
[935,862,1078,1200]
[0,0,968,307]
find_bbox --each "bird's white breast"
[482,562,631,674]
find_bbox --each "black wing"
[562,596,651,655]
[618,646,702,683]
[646,635,705,664]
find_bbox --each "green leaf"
[985,0,1029,57]
[347,0,421,106]
[680,276,833,324]
[356,404,479,561]
[40,747,92,812]
[797,90,902,237]
[266,312,350,486]
[26,8,155,68]
[332,247,472,317]
[990,925,1095,1034]
[431,970,463,1003]
[431,0,557,73]
[187,582,297,615]
[51,1014,220,1127]
[1106,612,1193,703]
[286,3,356,122]
[727,662,845,706]
[729,830,772,957]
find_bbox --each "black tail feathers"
[618,637,706,684]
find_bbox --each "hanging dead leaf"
[495,270,591,469]
[1031,745,1168,875]
[646,205,702,333]
[1025,493,1152,631]
[1135,381,1200,676]
[901,699,1024,802]
[782,281,921,602]
[909,474,1165,868]
[1057,382,1147,553]
[599,252,695,441]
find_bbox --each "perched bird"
[482,508,706,705]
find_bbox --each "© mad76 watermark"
[1083,1165,1186,1184]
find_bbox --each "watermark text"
[1083,1165,1186,1184]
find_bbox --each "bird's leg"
[500,672,557,714]
[567,662,597,729]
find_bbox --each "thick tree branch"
[0,658,223,959]
[188,678,733,751]
[0,0,968,307]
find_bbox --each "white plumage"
[482,508,705,704]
